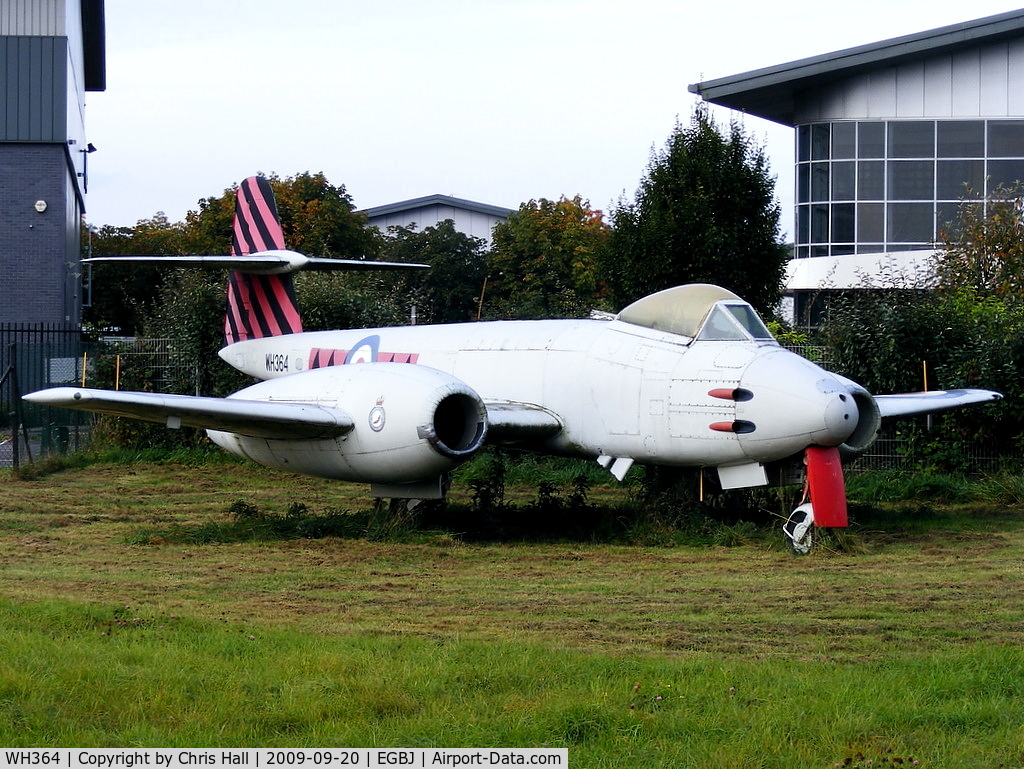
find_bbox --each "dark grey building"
[1,0,105,326]
[689,10,1024,317]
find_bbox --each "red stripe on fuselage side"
[307,348,419,368]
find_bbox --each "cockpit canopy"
[617,284,775,342]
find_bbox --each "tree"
[935,184,1024,304]
[817,188,1024,462]
[486,196,612,319]
[605,108,788,316]
[83,213,187,334]
[378,220,489,324]
[84,172,377,336]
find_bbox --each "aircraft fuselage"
[219,316,864,487]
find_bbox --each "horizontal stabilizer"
[875,388,1002,419]
[485,401,563,442]
[23,387,354,440]
[86,251,428,275]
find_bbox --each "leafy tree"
[605,108,788,316]
[935,184,1024,304]
[83,213,186,334]
[378,220,489,324]
[84,172,377,337]
[295,220,489,331]
[486,196,612,319]
[297,271,410,331]
[270,172,377,258]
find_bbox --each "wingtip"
[23,387,85,404]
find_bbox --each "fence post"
[9,409,17,469]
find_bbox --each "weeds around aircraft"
[25,177,1002,553]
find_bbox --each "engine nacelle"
[207,363,487,489]
[831,375,883,458]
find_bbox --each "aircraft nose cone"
[820,388,858,446]
[734,349,859,460]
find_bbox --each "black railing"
[1,323,90,467]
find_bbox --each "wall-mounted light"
[34,200,47,213]
[78,143,97,192]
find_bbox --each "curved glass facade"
[794,120,1024,258]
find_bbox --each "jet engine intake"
[207,363,488,485]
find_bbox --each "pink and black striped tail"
[223,176,304,345]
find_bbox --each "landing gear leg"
[783,502,815,555]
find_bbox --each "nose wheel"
[783,502,815,555]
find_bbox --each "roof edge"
[360,194,513,219]
[690,9,1024,125]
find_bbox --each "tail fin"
[224,176,303,344]
[86,174,429,345]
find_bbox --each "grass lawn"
[1,456,1022,767]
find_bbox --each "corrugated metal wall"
[0,35,68,141]
[0,0,66,36]
[795,38,1024,122]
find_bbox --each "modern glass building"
[796,118,1024,258]
[689,10,1024,316]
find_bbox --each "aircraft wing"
[86,251,427,275]
[23,388,354,440]
[484,401,564,443]
[874,388,1002,419]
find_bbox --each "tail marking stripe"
[307,348,420,368]
[223,176,300,344]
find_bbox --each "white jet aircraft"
[25,177,1002,551]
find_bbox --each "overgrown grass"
[2,459,1024,762]
[2,596,1021,764]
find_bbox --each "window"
[810,163,829,202]
[887,203,933,243]
[832,123,856,159]
[795,119,1024,256]
[937,160,984,199]
[888,121,934,158]
[831,204,855,243]
[888,160,934,200]
[858,161,885,200]
[858,122,885,158]
[938,121,984,158]
[832,162,856,200]
[989,159,1024,191]
[988,121,1024,157]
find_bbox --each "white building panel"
[866,71,898,118]
[1,0,65,35]
[923,58,953,117]
[979,44,1009,116]
[951,49,983,116]
[362,195,512,246]
[1009,39,1024,115]
[895,61,926,117]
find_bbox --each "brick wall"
[0,143,80,325]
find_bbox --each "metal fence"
[784,344,1023,475]
[1,324,90,466]
[1,327,198,467]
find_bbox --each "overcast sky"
[85,0,1024,241]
